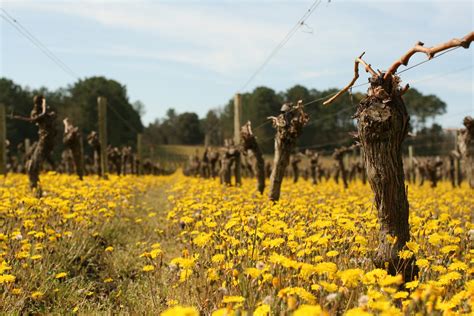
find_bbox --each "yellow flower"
[31,291,44,299]
[211,254,225,264]
[337,268,364,288]
[0,274,16,283]
[287,295,297,310]
[319,281,338,293]
[398,250,414,260]
[103,278,113,283]
[326,250,339,257]
[193,232,212,247]
[244,267,261,279]
[440,245,459,254]
[142,265,155,272]
[379,274,403,287]
[438,272,462,285]
[363,269,387,285]
[105,246,114,252]
[254,304,270,316]
[30,254,43,260]
[161,305,199,316]
[314,262,338,276]
[278,287,316,304]
[405,241,420,254]
[12,288,22,295]
[293,304,322,316]
[405,280,419,290]
[207,268,219,282]
[448,261,468,272]
[415,258,429,268]
[222,296,245,304]
[55,272,67,279]
[393,291,409,299]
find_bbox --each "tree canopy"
[1,76,452,157]
[0,76,144,155]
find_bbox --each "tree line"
[145,84,450,155]
[0,76,144,157]
[1,76,451,156]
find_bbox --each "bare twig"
[400,84,410,96]
[384,31,474,79]
[323,52,376,105]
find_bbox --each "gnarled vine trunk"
[356,76,417,282]
[457,116,473,188]
[268,101,308,201]
[241,122,265,194]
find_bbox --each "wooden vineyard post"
[97,97,108,178]
[79,135,85,179]
[204,133,210,148]
[25,138,30,154]
[234,93,242,145]
[453,132,460,187]
[0,103,6,176]
[137,133,143,175]
[408,145,414,183]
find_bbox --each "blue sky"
[1,0,472,128]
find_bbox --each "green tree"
[403,88,447,131]
[0,78,38,151]
[202,110,222,146]
[175,112,203,145]
[65,76,144,147]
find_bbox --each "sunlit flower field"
[0,172,472,315]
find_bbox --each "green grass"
[147,145,205,164]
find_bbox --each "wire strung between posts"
[105,102,142,135]
[407,64,472,85]
[251,82,368,132]
[252,47,468,134]
[238,0,323,92]
[1,9,80,80]
[2,8,142,136]
[396,46,461,75]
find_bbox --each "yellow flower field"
[0,172,473,315]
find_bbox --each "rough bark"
[305,150,319,185]
[63,119,84,180]
[456,116,473,188]
[241,121,265,194]
[219,139,241,186]
[209,150,219,178]
[87,131,102,177]
[322,35,473,281]
[121,146,133,175]
[425,158,443,188]
[355,74,418,282]
[108,146,122,175]
[268,101,308,201]
[333,148,348,189]
[332,145,358,189]
[290,154,302,183]
[201,148,211,178]
[13,96,57,195]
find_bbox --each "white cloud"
[4,0,294,74]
